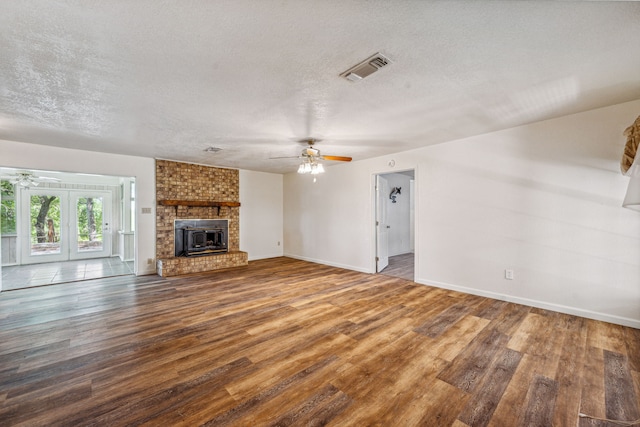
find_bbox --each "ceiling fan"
[272,139,352,175]
[0,170,61,188]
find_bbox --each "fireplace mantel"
[158,200,241,207]
[158,200,240,215]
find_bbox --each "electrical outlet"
[147,258,154,265]
[277,241,281,246]
[505,269,514,280]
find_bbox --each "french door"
[20,189,112,264]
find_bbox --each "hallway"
[379,253,414,281]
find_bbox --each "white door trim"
[372,168,418,280]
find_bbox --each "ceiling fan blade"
[269,156,301,160]
[322,155,352,162]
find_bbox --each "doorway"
[375,170,415,281]
[1,167,136,291]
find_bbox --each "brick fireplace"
[155,160,248,277]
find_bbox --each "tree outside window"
[77,197,103,242]
[30,195,60,243]
[1,180,16,234]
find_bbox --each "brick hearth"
[155,160,247,277]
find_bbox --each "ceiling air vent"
[340,53,392,82]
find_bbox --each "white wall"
[239,170,283,260]
[284,99,640,328]
[283,160,374,272]
[0,140,157,275]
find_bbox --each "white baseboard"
[417,278,640,329]
[138,268,157,276]
[248,253,284,261]
[283,253,370,274]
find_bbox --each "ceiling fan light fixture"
[8,172,39,187]
[0,170,61,188]
[280,139,349,174]
[297,159,324,175]
[12,177,39,187]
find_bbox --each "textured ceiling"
[1,1,639,174]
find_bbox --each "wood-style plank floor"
[380,253,414,281]
[1,257,639,426]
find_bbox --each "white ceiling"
[1,1,639,174]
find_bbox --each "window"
[120,179,136,233]
[120,183,125,230]
[130,181,135,232]
[1,180,16,234]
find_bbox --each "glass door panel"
[76,196,104,253]
[30,194,62,255]
[21,188,68,264]
[70,191,111,260]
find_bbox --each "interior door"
[70,191,111,260]
[376,175,389,272]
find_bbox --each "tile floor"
[1,257,134,291]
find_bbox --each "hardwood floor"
[1,257,639,426]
